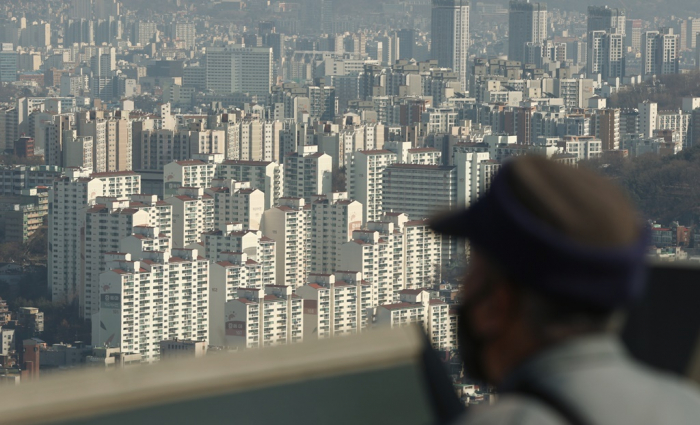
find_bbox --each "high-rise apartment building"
[261,198,310,288]
[205,180,264,230]
[220,286,303,349]
[349,150,398,224]
[94,249,209,362]
[297,272,373,339]
[430,0,469,90]
[170,22,195,50]
[625,19,642,52]
[82,195,172,318]
[587,6,625,35]
[339,227,401,306]
[508,1,547,63]
[642,29,679,78]
[587,31,625,80]
[309,193,363,275]
[382,164,458,266]
[283,148,332,203]
[208,252,263,346]
[372,289,452,351]
[200,222,276,285]
[591,109,621,151]
[133,21,158,46]
[164,187,215,248]
[205,47,273,98]
[49,168,141,303]
[216,160,283,210]
[163,160,217,197]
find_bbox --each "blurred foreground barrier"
[622,262,700,383]
[0,325,461,425]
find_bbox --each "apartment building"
[164,187,215,248]
[49,168,140,304]
[261,198,310,288]
[373,289,452,350]
[205,179,265,230]
[309,193,363,275]
[283,148,333,203]
[222,286,303,349]
[163,159,217,197]
[348,149,397,224]
[200,222,276,285]
[216,160,283,209]
[93,248,209,362]
[297,272,373,339]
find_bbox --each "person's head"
[431,156,649,385]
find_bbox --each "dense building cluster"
[1,0,700,367]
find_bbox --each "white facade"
[49,168,140,303]
[348,150,397,224]
[261,198,310,288]
[205,179,265,230]
[222,286,303,349]
[93,249,209,363]
[373,289,452,350]
[201,222,276,285]
[205,47,273,98]
[309,193,363,275]
[297,272,372,339]
[216,160,283,210]
[163,160,216,197]
[209,252,263,346]
[164,187,215,248]
[283,150,333,203]
[639,101,658,138]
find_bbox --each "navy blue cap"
[431,156,650,309]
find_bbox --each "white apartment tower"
[209,252,263,347]
[222,286,303,349]
[348,150,398,224]
[261,198,310,288]
[200,222,276,285]
[309,193,363,275]
[373,289,452,351]
[49,169,140,303]
[283,149,333,203]
[384,213,443,290]
[216,160,283,210]
[205,179,265,230]
[164,187,215,248]
[93,249,209,362]
[297,272,373,339]
[642,29,679,78]
[163,160,217,197]
[82,195,172,318]
[431,0,469,90]
[339,227,402,306]
[639,101,658,138]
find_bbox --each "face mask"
[457,301,488,383]
[457,277,497,383]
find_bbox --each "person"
[430,155,700,424]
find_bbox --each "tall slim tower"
[431,0,469,90]
[508,0,547,63]
[587,6,625,36]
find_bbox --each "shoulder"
[455,394,569,425]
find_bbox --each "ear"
[470,282,518,339]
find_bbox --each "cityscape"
[0,0,699,412]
